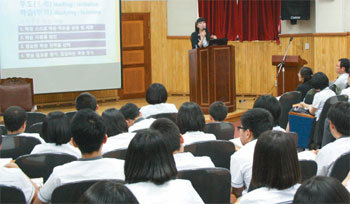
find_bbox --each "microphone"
[289,37,294,42]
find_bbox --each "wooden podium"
[272,55,307,96]
[189,45,236,114]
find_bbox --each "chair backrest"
[330,152,350,182]
[0,185,26,204]
[299,160,317,182]
[329,84,337,94]
[0,124,7,135]
[0,136,41,159]
[0,77,34,114]
[51,179,124,203]
[102,148,128,160]
[177,167,231,204]
[279,91,302,129]
[147,112,177,123]
[27,122,43,135]
[289,112,315,149]
[25,112,46,132]
[15,153,77,182]
[203,122,234,140]
[184,140,235,169]
[303,88,316,104]
[65,111,77,120]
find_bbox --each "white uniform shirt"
[273,126,286,132]
[38,157,125,203]
[4,132,45,144]
[312,87,336,120]
[126,179,204,204]
[140,103,178,119]
[230,139,257,194]
[341,88,350,102]
[174,152,215,171]
[102,132,136,154]
[0,167,36,204]
[239,184,301,204]
[334,73,349,91]
[31,143,81,158]
[182,131,216,146]
[316,136,350,176]
[230,138,243,149]
[128,118,156,133]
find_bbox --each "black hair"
[71,109,106,154]
[124,129,177,185]
[195,17,206,33]
[3,106,27,132]
[102,108,129,137]
[241,108,274,139]
[209,101,228,121]
[253,95,281,126]
[120,103,139,120]
[252,131,300,190]
[80,180,139,204]
[41,111,72,145]
[293,176,350,204]
[299,67,313,82]
[146,83,168,105]
[75,92,97,111]
[310,72,329,90]
[339,58,350,73]
[177,102,205,134]
[150,118,181,153]
[327,101,350,136]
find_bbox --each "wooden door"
[118,13,151,99]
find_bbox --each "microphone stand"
[276,37,293,95]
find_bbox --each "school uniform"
[182,131,216,146]
[174,152,215,171]
[140,103,178,119]
[312,87,336,120]
[102,132,136,154]
[31,143,81,158]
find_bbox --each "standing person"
[190,17,217,49]
[296,67,313,100]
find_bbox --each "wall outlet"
[305,43,310,50]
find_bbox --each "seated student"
[34,109,125,204]
[3,106,45,143]
[333,58,350,93]
[230,108,274,198]
[139,83,178,119]
[124,130,204,203]
[0,136,39,204]
[340,72,350,102]
[239,131,301,204]
[120,103,155,133]
[101,108,136,153]
[80,180,139,203]
[150,118,214,170]
[293,176,350,204]
[296,67,313,100]
[253,95,285,132]
[177,102,216,145]
[208,101,228,122]
[31,111,81,158]
[75,92,98,111]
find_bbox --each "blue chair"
[289,112,315,149]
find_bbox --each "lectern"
[272,55,307,96]
[189,45,236,114]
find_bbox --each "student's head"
[239,108,274,145]
[336,58,350,74]
[75,92,98,111]
[293,176,350,204]
[102,108,129,137]
[195,17,206,32]
[150,118,182,153]
[146,83,168,105]
[209,101,228,122]
[327,101,350,138]
[3,106,27,133]
[71,109,106,154]
[310,72,329,90]
[251,131,300,190]
[41,111,72,145]
[120,103,140,127]
[124,130,177,185]
[298,67,313,82]
[177,102,205,134]
[253,95,281,126]
[80,181,139,204]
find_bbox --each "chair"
[102,148,128,160]
[330,152,350,182]
[25,112,46,132]
[0,77,34,114]
[303,88,316,104]
[299,160,317,182]
[147,112,177,123]
[51,179,124,203]
[203,122,234,140]
[289,112,315,149]
[0,124,7,135]
[27,122,43,135]
[0,185,26,203]
[279,91,302,129]
[184,140,235,169]
[329,84,337,94]
[15,153,77,182]
[0,136,41,159]
[177,168,231,204]
[65,111,76,120]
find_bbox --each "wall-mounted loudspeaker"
[281,0,310,24]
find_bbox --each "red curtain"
[198,0,281,42]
